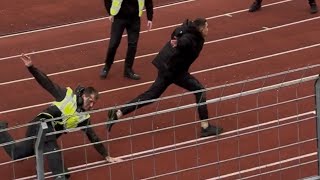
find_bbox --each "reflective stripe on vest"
[52,87,90,129]
[110,0,145,17]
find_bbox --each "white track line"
[239,160,317,180]
[0,0,196,39]
[1,13,319,88]
[143,153,317,180]
[208,153,317,180]
[0,0,294,62]
[1,42,320,114]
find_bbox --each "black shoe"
[106,109,118,132]
[310,3,318,14]
[200,124,223,137]
[248,1,261,12]
[0,121,8,129]
[100,67,110,79]
[55,175,69,180]
[124,69,140,80]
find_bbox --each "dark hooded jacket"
[152,19,205,76]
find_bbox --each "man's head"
[81,87,99,111]
[193,18,208,38]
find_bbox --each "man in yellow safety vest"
[100,0,154,80]
[0,54,121,180]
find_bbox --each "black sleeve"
[176,34,193,51]
[27,65,66,101]
[145,0,153,21]
[167,35,193,71]
[171,23,186,39]
[104,0,112,15]
[80,120,108,157]
[171,28,181,39]
[152,42,175,72]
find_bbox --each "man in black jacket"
[105,18,223,138]
[249,0,318,14]
[100,0,154,80]
[0,54,121,180]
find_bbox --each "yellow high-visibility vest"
[110,0,145,17]
[51,87,90,129]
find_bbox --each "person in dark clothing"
[100,0,154,80]
[105,18,223,138]
[249,0,318,14]
[0,54,121,180]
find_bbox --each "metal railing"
[1,65,320,179]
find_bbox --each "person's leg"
[249,0,263,12]
[44,139,70,180]
[174,74,223,137]
[0,120,37,160]
[124,17,141,80]
[309,0,318,14]
[173,74,208,126]
[106,72,172,131]
[100,18,127,79]
[121,76,171,114]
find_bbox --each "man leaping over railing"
[105,18,224,138]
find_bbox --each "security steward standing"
[106,18,224,138]
[100,0,154,80]
[0,54,121,180]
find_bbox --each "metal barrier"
[307,77,320,180]
[35,122,48,180]
[1,65,320,179]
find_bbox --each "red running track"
[0,0,319,179]
[0,0,185,36]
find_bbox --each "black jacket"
[152,20,205,76]
[28,66,108,157]
[104,0,154,21]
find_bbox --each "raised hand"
[147,21,152,31]
[20,53,32,67]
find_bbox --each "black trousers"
[104,17,141,69]
[255,0,316,4]
[0,115,69,179]
[120,72,209,120]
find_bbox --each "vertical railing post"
[35,122,48,180]
[315,77,320,177]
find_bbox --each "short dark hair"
[83,86,99,100]
[193,18,207,30]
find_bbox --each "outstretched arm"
[81,120,122,163]
[20,54,66,101]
